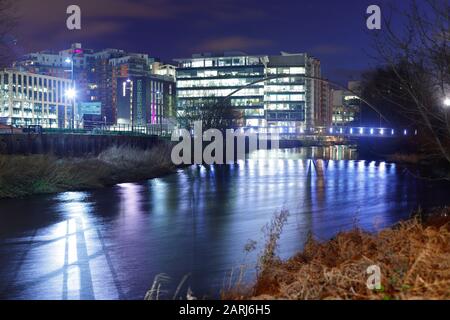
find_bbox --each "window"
[192,60,204,68]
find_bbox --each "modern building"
[175,52,323,130]
[116,75,176,127]
[331,81,361,126]
[0,69,74,128]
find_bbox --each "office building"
[175,51,322,129]
[0,69,74,128]
[331,81,361,126]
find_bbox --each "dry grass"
[226,210,450,300]
[98,143,176,182]
[0,143,176,199]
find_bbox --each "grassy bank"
[225,209,450,300]
[0,144,177,199]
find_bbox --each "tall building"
[0,69,74,127]
[175,52,322,129]
[116,75,176,127]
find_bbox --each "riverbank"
[225,209,450,300]
[0,144,177,199]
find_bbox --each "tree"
[361,62,424,128]
[0,0,16,68]
[369,0,450,164]
[177,99,243,132]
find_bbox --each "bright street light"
[65,88,76,99]
[444,97,450,107]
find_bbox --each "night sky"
[13,0,409,84]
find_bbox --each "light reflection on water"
[0,146,448,300]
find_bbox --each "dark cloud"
[194,36,273,52]
[309,45,351,55]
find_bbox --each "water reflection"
[0,146,448,300]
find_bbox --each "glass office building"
[0,69,74,128]
[175,52,323,129]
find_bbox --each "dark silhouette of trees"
[365,0,450,164]
[177,100,243,132]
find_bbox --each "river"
[0,146,448,300]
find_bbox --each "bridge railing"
[223,126,416,139]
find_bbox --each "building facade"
[0,69,74,127]
[175,52,322,129]
[331,81,361,126]
[116,75,176,127]
[316,80,333,127]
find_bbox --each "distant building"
[175,52,322,129]
[151,61,176,81]
[116,75,176,127]
[0,69,73,127]
[317,80,333,127]
[331,81,361,126]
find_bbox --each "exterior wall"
[265,53,309,128]
[0,70,73,128]
[316,80,332,127]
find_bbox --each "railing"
[222,126,417,139]
[1,124,415,140]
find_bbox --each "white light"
[370,128,374,135]
[391,129,395,135]
[329,128,333,134]
[404,129,408,136]
[340,128,343,134]
[380,129,384,135]
[65,88,76,99]
[350,128,354,134]
[359,128,364,134]
[65,58,72,64]
[444,97,450,107]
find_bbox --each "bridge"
[232,125,416,140]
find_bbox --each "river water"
[0,146,448,300]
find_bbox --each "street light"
[443,97,450,108]
[65,88,76,100]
